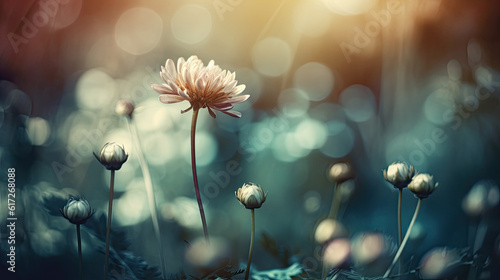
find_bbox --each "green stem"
[77,224,82,280]
[384,198,422,278]
[398,188,403,274]
[105,170,115,280]
[328,183,341,220]
[128,118,167,279]
[190,109,209,243]
[245,209,255,280]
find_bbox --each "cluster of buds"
[384,162,438,199]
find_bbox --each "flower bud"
[323,238,351,269]
[408,173,438,199]
[419,247,464,279]
[462,180,499,217]
[95,142,128,170]
[60,197,94,224]
[351,232,396,276]
[314,219,348,245]
[115,100,134,117]
[383,162,414,189]
[235,182,267,209]
[328,162,354,184]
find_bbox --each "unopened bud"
[383,162,414,189]
[408,174,438,199]
[94,142,128,170]
[60,197,94,224]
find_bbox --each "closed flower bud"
[115,100,134,117]
[383,162,414,189]
[462,180,499,217]
[323,238,351,269]
[94,142,128,170]
[328,162,354,184]
[314,219,348,245]
[60,197,94,224]
[419,247,464,279]
[235,182,267,209]
[351,232,396,277]
[408,174,438,199]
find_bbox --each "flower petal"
[221,110,242,118]
[228,94,249,104]
[177,88,191,101]
[159,95,185,104]
[152,83,176,95]
[212,103,233,111]
[207,107,217,118]
[231,84,246,95]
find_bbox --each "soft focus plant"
[115,99,167,279]
[327,162,354,220]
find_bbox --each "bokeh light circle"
[75,69,116,110]
[26,117,51,146]
[115,7,162,55]
[320,121,355,158]
[142,132,178,166]
[171,5,212,45]
[115,183,150,226]
[294,62,334,101]
[424,89,455,125]
[252,37,292,77]
[294,118,328,150]
[53,0,82,29]
[339,84,376,122]
[293,1,331,38]
[278,88,310,118]
[182,131,217,166]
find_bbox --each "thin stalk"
[105,170,115,280]
[245,209,255,280]
[468,217,488,280]
[384,198,422,278]
[77,224,82,280]
[328,183,341,220]
[398,188,403,274]
[190,109,209,243]
[127,118,167,279]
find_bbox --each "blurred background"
[1,0,500,279]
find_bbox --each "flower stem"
[127,118,167,279]
[77,224,82,280]
[328,182,341,220]
[105,170,115,280]
[398,188,403,274]
[190,109,209,243]
[245,209,255,280]
[384,198,422,278]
